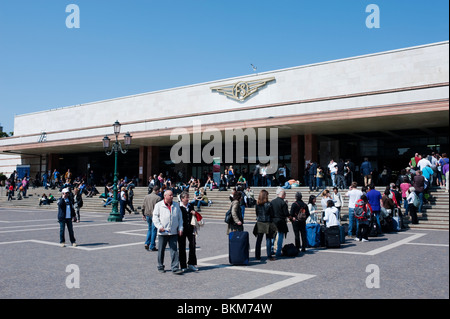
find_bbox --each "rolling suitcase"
[229,231,250,265]
[339,225,346,244]
[320,225,327,247]
[306,223,321,248]
[325,226,341,248]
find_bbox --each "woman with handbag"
[289,192,310,252]
[178,191,199,272]
[254,190,277,261]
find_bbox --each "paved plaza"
[0,206,448,302]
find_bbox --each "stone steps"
[1,186,448,230]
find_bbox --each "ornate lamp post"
[102,120,132,222]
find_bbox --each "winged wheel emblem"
[211,77,275,101]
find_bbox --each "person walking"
[57,188,77,247]
[254,190,277,261]
[142,185,162,251]
[152,190,184,274]
[178,191,198,272]
[360,158,373,187]
[289,191,310,253]
[73,187,83,223]
[335,159,347,190]
[271,187,290,257]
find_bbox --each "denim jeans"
[145,216,157,249]
[197,200,208,209]
[403,198,409,216]
[59,219,76,244]
[348,208,359,236]
[255,233,272,259]
[316,178,325,191]
[417,192,424,213]
[309,175,316,191]
[274,232,285,257]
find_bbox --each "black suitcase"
[325,226,341,248]
[369,217,379,237]
[319,225,326,247]
[229,231,250,265]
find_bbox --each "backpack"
[412,193,420,208]
[224,208,232,224]
[282,243,298,257]
[354,199,369,220]
[294,202,307,222]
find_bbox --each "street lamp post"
[102,121,132,222]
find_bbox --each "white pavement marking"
[313,232,427,256]
[230,275,315,299]
[0,239,144,250]
[197,248,316,299]
[115,229,148,237]
[405,242,449,247]
[0,221,132,234]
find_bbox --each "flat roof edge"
[14,40,449,119]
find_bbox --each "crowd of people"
[2,150,448,271]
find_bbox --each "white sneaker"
[354,238,361,242]
[61,243,66,247]
[362,238,369,242]
[188,265,199,272]
[72,243,77,247]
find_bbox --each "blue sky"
[0,0,448,134]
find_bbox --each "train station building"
[0,41,448,185]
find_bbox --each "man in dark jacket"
[308,161,317,191]
[290,192,310,252]
[271,187,290,257]
[178,191,198,272]
[57,188,76,247]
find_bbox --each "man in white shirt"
[153,190,184,274]
[328,160,337,187]
[417,154,432,171]
[323,200,340,228]
[345,182,363,237]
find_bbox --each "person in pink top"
[400,177,411,216]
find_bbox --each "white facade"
[0,41,448,176]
